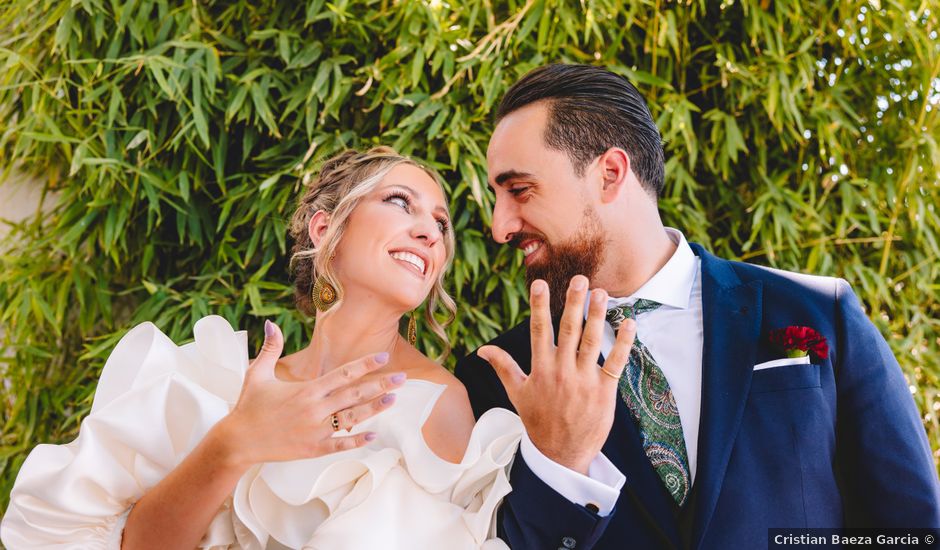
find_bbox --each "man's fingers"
[578,288,608,369]
[315,352,392,397]
[603,318,637,383]
[477,345,527,402]
[528,280,554,363]
[247,320,285,381]
[557,275,589,357]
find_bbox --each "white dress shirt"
[519,228,703,515]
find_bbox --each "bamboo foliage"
[1,0,938,510]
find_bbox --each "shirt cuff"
[519,429,626,516]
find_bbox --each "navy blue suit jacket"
[455,244,940,549]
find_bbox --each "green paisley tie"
[606,299,690,506]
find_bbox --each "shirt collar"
[594,228,697,312]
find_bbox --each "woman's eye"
[388,196,409,210]
[436,219,449,233]
[509,186,529,196]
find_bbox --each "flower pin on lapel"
[768,326,829,360]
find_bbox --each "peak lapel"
[688,245,762,549]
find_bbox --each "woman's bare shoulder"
[406,359,475,464]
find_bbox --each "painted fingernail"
[364,432,377,442]
[264,319,275,338]
[381,393,396,405]
[375,352,390,364]
[390,373,406,384]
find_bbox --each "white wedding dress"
[1,316,522,549]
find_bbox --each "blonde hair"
[288,146,457,360]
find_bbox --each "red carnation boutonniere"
[767,326,829,361]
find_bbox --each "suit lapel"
[688,244,762,548]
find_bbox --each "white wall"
[0,168,48,243]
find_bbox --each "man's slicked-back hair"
[496,64,665,198]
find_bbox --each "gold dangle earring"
[312,253,338,312]
[407,312,417,346]
[312,277,337,311]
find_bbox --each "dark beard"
[516,208,605,319]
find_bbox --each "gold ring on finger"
[599,366,621,380]
[330,412,341,432]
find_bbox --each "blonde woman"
[2,148,525,549]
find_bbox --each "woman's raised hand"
[214,320,405,468]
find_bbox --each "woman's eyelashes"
[383,192,449,234]
[384,192,411,211]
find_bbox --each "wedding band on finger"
[599,366,621,380]
[330,411,355,433]
[330,412,341,432]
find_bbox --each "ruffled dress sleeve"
[1,316,249,549]
[232,380,523,550]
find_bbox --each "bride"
[1,147,522,549]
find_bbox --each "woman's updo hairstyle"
[288,146,457,359]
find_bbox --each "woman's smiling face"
[331,163,451,311]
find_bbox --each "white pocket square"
[753,356,811,371]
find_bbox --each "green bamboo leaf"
[259,173,280,192]
[53,8,74,53]
[226,85,249,123]
[249,83,282,138]
[288,42,323,70]
[411,46,426,88]
[192,74,210,148]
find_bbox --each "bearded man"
[455,64,940,549]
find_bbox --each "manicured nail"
[572,276,587,290]
[390,373,406,384]
[375,352,390,364]
[364,432,377,442]
[264,319,275,338]
[381,393,396,405]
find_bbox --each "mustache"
[508,231,548,249]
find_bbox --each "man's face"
[487,102,606,316]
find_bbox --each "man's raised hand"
[477,275,636,474]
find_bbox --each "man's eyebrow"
[493,170,536,186]
[386,184,450,217]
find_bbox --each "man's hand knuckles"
[579,333,600,349]
[550,370,569,386]
[557,322,580,339]
[530,319,547,334]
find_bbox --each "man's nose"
[490,195,522,244]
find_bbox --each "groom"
[455,64,940,549]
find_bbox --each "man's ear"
[308,210,331,248]
[597,148,630,204]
